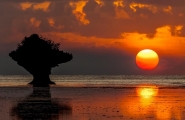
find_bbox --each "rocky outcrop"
[9,34,73,87]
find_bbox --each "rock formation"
[9,34,73,87]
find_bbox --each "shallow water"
[1,75,185,120]
[1,87,185,120]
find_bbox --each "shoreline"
[1,85,185,89]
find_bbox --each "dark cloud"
[129,0,185,7]
[1,0,184,38]
[0,0,55,3]
[0,0,185,75]
[72,0,185,38]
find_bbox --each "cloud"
[47,18,55,27]
[128,0,185,7]
[163,6,172,14]
[129,3,158,13]
[33,1,51,11]
[30,17,41,27]
[20,1,51,12]
[95,0,104,6]
[1,0,184,39]
[20,2,32,10]
[121,25,185,56]
[113,0,130,19]
[0,0,185,74]
[69,0,90,25]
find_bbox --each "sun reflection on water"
[137,86,158,99]
[121,85,185,119]
[136,85,158,108]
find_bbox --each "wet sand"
[1,86,185,120]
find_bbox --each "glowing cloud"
[33,1,51,12]
[30,17,41,27]
[113,0,124,7]
[20,2,33,11]
[47,18,55,27]
[95,0,104,7]
[121,25,185,56]
[130,3,157,13]
[113,0,130,19]
[163,6,172,14]
[47,18,63,30]
[20,2,51,12]
[174,25,183,36]
[69,1,90,25]
[40,24,185,58]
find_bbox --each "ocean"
[0,75,185,87]
[1,75,185,120]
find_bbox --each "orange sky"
[0,0,185,74]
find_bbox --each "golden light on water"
[119,86,185,120]
[137,86,158,98]
[141,88,154,98]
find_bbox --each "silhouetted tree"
[9,34,73,87]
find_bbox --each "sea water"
[0,75,185,87]
[1,75,185,120]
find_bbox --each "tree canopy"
[9,34,73,86]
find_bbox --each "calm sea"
[0,75,185,87]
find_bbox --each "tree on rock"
[9,34,73,87]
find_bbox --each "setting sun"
[136,49,159,70]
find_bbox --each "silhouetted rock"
[11,87,72,120]
[9,34,73,87]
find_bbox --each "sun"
[136,49,159,70]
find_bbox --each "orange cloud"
[20,2,51,12]
[174,25,183,36]
[39,24,185,57]
[47,18,55,27]
[113,0,124,7]
[130,3,158,13]
[69,1,90,25]
[95,0,104,7]
[20,2,32,11]
[47,18,63,30]
[115,9,130,19]
[113,0,130,19]
[30,17,41,27]
[33,1,51,12]
[41,32,120,51]
[121,25,185,56]
[163,6,172,14]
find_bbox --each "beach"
[1,85,185,120]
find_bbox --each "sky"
[0,0,185,75]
